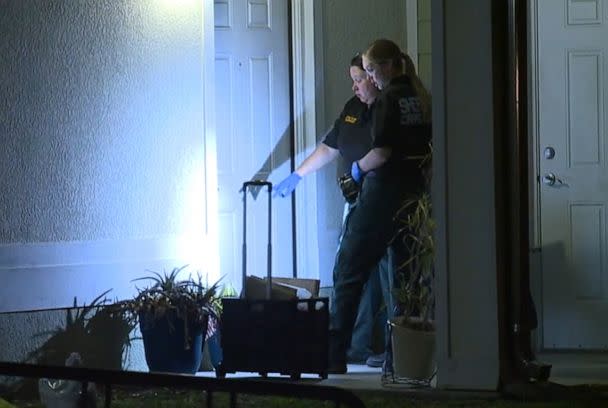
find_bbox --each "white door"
[538,0,608,349]
[214,0,293,292]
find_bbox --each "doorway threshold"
[538,352,608,386]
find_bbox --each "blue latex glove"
[351,161,365,184]
[273,172,302,197]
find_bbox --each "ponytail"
[364,39,404,73]
[401,52,432,124]
[366,39,432,123]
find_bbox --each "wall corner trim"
[291,0,320,280]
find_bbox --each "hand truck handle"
[241,180,273,299]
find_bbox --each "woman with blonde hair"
[328,39,431,374]
[401,52,432,124]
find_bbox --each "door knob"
[542,173,563,186]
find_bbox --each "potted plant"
[114,265,220,374]
[389,192,436,381]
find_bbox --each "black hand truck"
[216,180,329,380]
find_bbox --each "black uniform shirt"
[371,75,431,184]
[322,96,374,165]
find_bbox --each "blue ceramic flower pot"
[206,330,223,369]
[139,311,207,374]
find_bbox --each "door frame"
[527,0,547,353]
[203,0,219,283]
[406,0,419,68]
[291,0,322,280]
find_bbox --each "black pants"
[329,174,414,361]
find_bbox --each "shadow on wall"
[0,291,135,399]
[242,121,346,207]
[241,112,346,287]
[242,127,292,199]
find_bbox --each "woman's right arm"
[295,143,340,177]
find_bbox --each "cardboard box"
[273,277,320,297]
[243,276,320,300]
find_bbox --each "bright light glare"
[155,0,199,10]
[174,163,207,273]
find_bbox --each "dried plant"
[392,192,435,332]
[113,265,221,350]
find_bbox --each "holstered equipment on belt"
[338,173,359,204]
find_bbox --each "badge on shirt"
[344,115,358,124]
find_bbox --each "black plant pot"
[139,311,208,374]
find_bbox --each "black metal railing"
[0,362,365,408]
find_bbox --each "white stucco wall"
[316,0,409,285]
[0,0,211,312]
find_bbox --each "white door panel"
[538,0,608,349]
[215,0,293,292]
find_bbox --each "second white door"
[537,0,608,349]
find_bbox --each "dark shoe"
[346,351,368,364]
[346,357,366,365]
[365,352,385,368]
[328,359,347,374]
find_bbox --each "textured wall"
[0,0,205,244]
[316,0,408,284]
[0,0,209,360]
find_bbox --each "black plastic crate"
[216,297,328,379]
